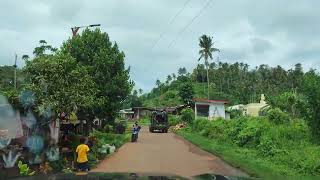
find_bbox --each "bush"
[168,115,181,126]
[49,159,65,172]
[267,108,290,124]
[206,118,229,140]
[103,124,112,133]
[188,115,320,176]
[113,119,127,134]
[180,108,194,123]
[234,118,269,147]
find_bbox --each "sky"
[0,0,319,92]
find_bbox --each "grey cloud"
[250,38,273,54]
[0,0,319,91]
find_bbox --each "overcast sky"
[0,0,319,92]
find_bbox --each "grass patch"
[177,127,320,180]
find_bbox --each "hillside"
[140,62,307,108]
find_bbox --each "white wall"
[209,103,225,119]
[195,102,226,119]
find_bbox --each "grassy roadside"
[177,127,319,180]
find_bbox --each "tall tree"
[138,88,143,95]
[166,75,172,84]
[178,67,187,76]
[302,70,320,140]
[22,55,30,61]
[178,82,194,104]
[198,35,220,99]
[24,53,97,115]
[172,73,176,80]
[61,28,132,122]
[156,79,161,87]
[33,40,57,57]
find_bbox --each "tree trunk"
[201,69,205,97]
[206,65,210,99]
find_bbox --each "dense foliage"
[24,52,97,114]
[142,62,306,106]
[180,108,194,123]
[61,29,133,121]
[1,28,132,125]
[178,82,194,104]
[141,61,320,140]
[186,117,320,176]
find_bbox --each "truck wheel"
[164,129,168,133]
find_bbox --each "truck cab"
[149,111,169,133]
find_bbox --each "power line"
[151,0,192,50]
[168,0,213,48]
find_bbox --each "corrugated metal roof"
[193,98,228,104]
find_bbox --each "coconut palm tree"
[138,88,143,95]
[198,35,220,99]
[22,55,30,61]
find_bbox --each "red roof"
[193,98,228,104]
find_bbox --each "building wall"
[209,103,226,119]
[195,102,226,119]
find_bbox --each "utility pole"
[14,53,17,89]
[71,24,101,37]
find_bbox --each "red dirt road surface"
[91,127,248,178]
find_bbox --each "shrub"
[234,118,269,147]
[267,108,290,124]
[206,118,229,140]
[226,117,247,141]
[103,124,112,133]
[180,108,194,123]
[229,109,242,119]
[113,119,127,134]
[49,159,65,172]
[168,115,181,126]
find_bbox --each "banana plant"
[2,150,21,168]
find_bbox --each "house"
[132,107,150,120]
[193,98,228,119]
[118,109,135,120]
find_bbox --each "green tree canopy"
[178,82,194,104]
[61,28,132,121]
[24,53,97,114]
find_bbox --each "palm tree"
[22,55,29,61]
[172,73,176,80]
[138,88,143,95]
[156,79,161,87]
[167,75,172,83]
[198,35,220,99]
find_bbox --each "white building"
[194,98,228,119]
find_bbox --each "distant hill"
[139,62,307,108]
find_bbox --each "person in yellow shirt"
[76,137,90,171]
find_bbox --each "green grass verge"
[177,128,319,180]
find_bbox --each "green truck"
[149,111,169,133]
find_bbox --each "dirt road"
[91,127,248,178]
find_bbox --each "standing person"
[131,124,138,142]
[76,137,90,171]
[135,122,141,141]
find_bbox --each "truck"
[149,111,169,133]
